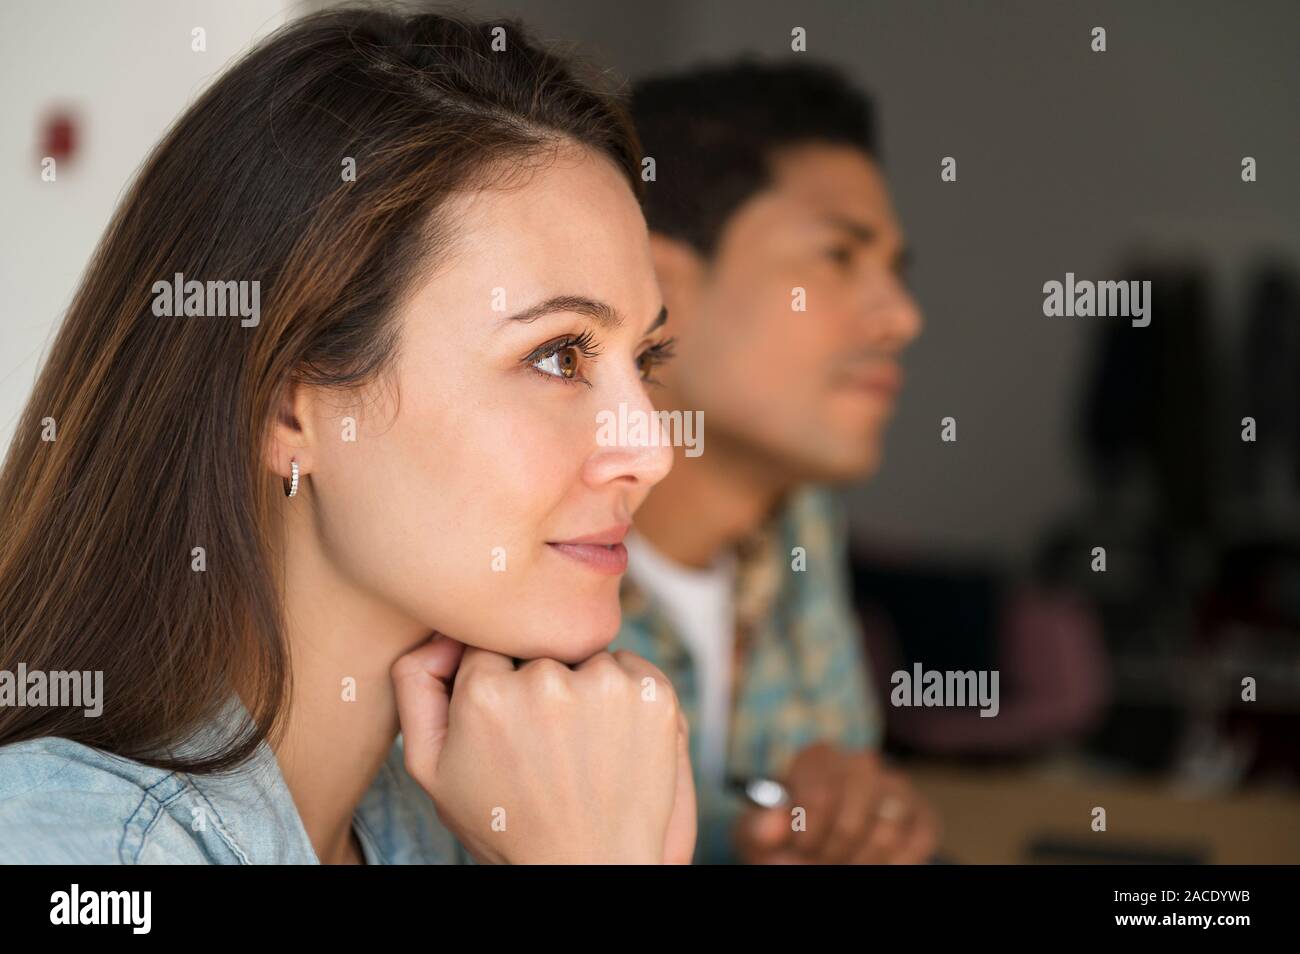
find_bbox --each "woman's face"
[306,145,673,663]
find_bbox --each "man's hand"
[734,742,939,864]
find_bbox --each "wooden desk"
[908,763,1300,864]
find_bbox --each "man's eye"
[825,245,854,267]
[533,345,580,379]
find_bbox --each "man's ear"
[648,232,707,322]
[264,379,317,486]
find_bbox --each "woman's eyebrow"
[645,305,668,335]
[501,295,621,327]
[500,295,668,335]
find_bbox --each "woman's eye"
[637,337,677,382]
[533,345,580,380]
[636,351,656,381]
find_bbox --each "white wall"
[0,0,297,453]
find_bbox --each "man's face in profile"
[661,143,922,483]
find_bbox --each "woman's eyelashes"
[524,330,677,387]
[636,336,676,385]
[526,329,601,386]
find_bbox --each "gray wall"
[7,1,1296,565]
[459,0,1300,564]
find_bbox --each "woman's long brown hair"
[0,5,643,773]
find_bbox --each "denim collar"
[164,693,463,864]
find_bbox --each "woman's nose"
[584,386,677,490]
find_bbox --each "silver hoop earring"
[285,459,299,498]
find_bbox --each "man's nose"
[859,266,923,350]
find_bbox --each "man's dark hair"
[630,59,878,258]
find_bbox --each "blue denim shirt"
[0,694,470,864]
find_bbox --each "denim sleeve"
[0,742,214,864]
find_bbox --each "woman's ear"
[264,379,318,485]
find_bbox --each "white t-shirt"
[624,531,737,791]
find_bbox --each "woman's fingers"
[391,633,466,788]
[663,707,698,864]
[457,643,519,680]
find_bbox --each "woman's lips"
[546,541,629,575]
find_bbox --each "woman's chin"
[428,590,623,664]
[522,605,621,664]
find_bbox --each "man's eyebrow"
[821,213,878,244]
[821,213,913,276]
[501,295,622,327]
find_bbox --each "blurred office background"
[3,0,1298,861]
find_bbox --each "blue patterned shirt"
[612,487,880,864]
